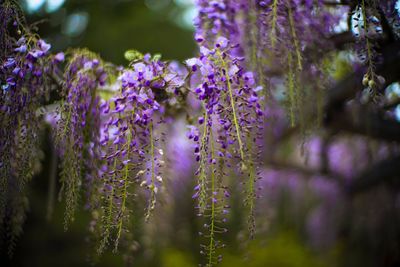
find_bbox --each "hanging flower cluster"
[194,0,343,130]
[254,0,342,127]
[90,53,187,254]
[186,35,264,263]
[351,0,387,99]
[194,0,240,46]
[54,50,108,229]
[0,33,54,253]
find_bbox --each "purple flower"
[120,70,139,87]
[4,58,15,68]
[28,50,45,59]
[200,46,211,56]
[187,125,200,141]
[134,62,146,73]
[185,58,199,71]
[198,116,204,124]
[38,39,51,53]
[143,68,153,81]
[14,44,27,53]
[215,36,229,48]
[243,72,255,86]
[195,33,204,42]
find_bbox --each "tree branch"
[326,104,400,142]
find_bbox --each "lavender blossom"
[0,33,54,253]
[55,50,107,229]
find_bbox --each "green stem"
[98,157,117,254]
[288,5,302,71]
[146,121,156,221]
[199,111,209,212]
[115,129,132,251]
[150,122,155,189]
[361,0,374,77]
[287,52,296,127]
[217,51,245,162]
[208,131,216,267]
[62,102,71,137]
[270,0,279,48]
[249,0,258,69]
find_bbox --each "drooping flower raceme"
[255,0,342,127]
[91,54,186,254]
[0,35,54,253]
[193,0,344,144]
[54,50,107,229]
[194,0,240,47]
[187,36,264,265]
[351,0,387,99]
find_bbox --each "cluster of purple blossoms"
[186,35,264,264]
[193,0,344,131]
[92,53,186,253]
[54,50,107,229]
[256,0,342,62]
[254,0,342,127]
[194,1,240,46]
[186,35,264,175]
[1,37,51,91]
[0,34,55,252]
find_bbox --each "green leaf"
[124,49,144,62]
[152,53,162,61]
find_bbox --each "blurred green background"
[22,0,197,64]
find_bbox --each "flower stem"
[145,121,156,221]
[361,0,374,77]
[270,0,279,48]
[114,128,132,251]
[199,111,209,213]
[208,131,216,267]
[287,52,296,127]
[288,5,302,71]
[98,157,117,255]
[217,51,245,162]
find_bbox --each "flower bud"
[241,163,248,172]
[362,75,369,87]
[368,80,376,89]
